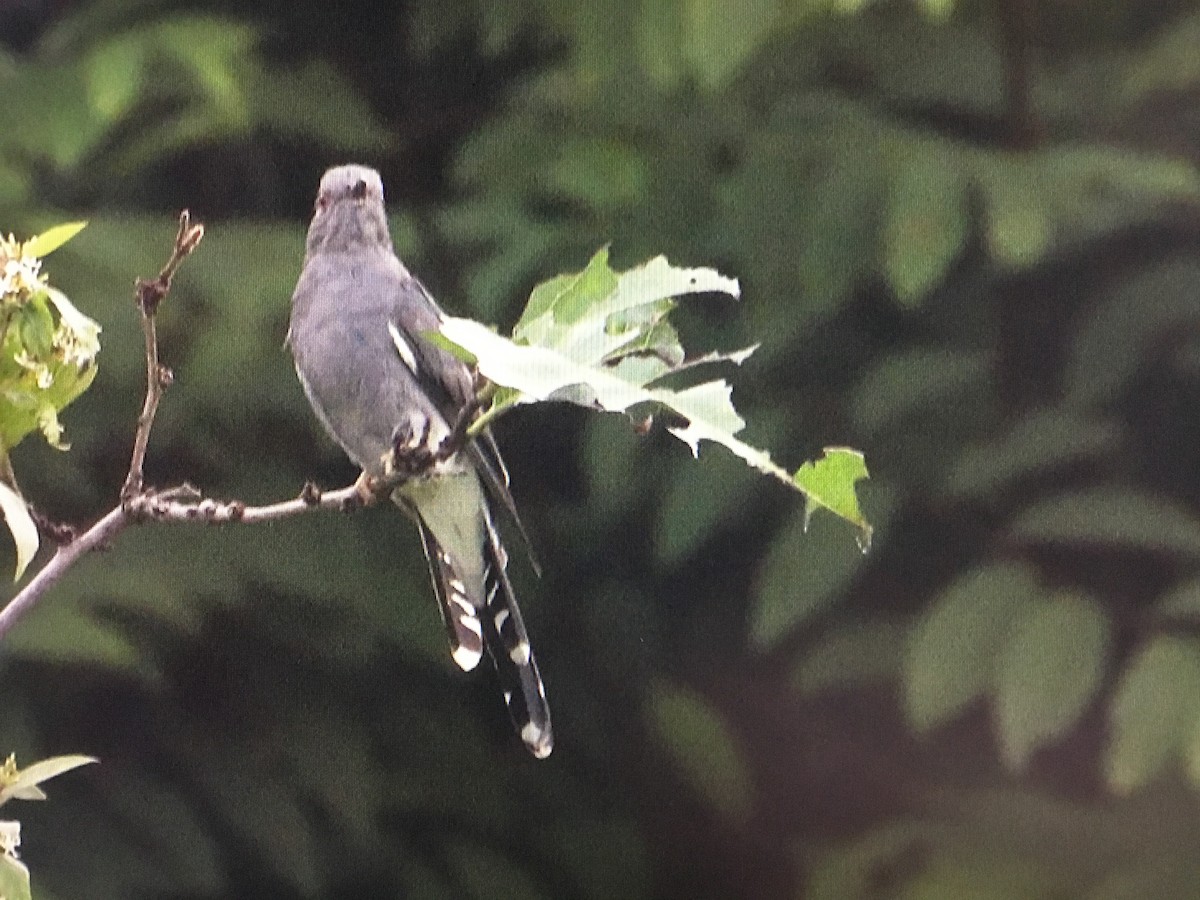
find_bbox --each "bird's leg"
[388,416,439,477]
[432,396,484,463]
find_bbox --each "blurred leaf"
[904,562,1040,732]
[446,842,546,900]
[647,0,785,90]
[21,222,87,259]
[896,852,1057,900]
[943,408,1119,501]
[1155,578,1200,622]
[0,481,37,582]
[995,594,1110,770]
[792,620,905,695]
[645,680,753,823]
[751,504,869,649]
[1106,636,1200,794]
[1009,488,1200,558]
[980,162,1052,267]
[1065,260,1200,409]
[852,348,992,437]
[655,450,757,566]
[1119,14,1200,101]
[882,148,967,305]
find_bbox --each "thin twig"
[120,210,204,502]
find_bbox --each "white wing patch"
[388,321,420,374]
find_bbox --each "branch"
[0,213,425,642]
[120,210,203,502]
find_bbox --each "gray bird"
[288,164,552,759]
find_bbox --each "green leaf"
[943,408,1120,501]
[751,504,871,650]
[883,150,967,305]
[0,755,98,806]
[793,621,905,696]
[1154,577,1200,622]
[794,449,872,546]
[0,481,37,582]
[994,594,1110,770]
[1105,636,1200,794]
[0,848,31,900]
[981,163,1052,268]
[852,348,992,437]
[1009,488,1200,559]
[904,562,1040,732]
[21,221,87,258]
[645,680,753,823]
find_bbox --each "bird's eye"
[315,194,330,212]
[350,179,368,200]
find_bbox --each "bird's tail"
[418,515,553,759]
[481,514,553,759]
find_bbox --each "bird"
[287,164,552,759]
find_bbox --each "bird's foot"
[388,417,440,478]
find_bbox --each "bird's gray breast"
[289,251,446,473]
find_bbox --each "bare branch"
[120,210,204,502]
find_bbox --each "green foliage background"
[5,0,1200,897]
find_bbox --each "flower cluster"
[0,234,45,304]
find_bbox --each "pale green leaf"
[0,482,37,582]
[1106,637,1200,794]
[0,755,97,806]
[0,851,30,900]
[645,680,753,823]
[904,562,1040,732]
[995,594,1110,770]
[442,263,869,539]
[22,221,87,258]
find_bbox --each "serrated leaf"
[1106,636,1200,794]
[441,254,869,541]
[21,221,87,258]
[904,563,1041,732]
[1009,488,1200,558]
[645,680,753,823]
[994,594,1110,770]
[0,755,97,806]
[0,481,37,582]
[794,449,872,546]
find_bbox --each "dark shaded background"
[4,0,1200,897]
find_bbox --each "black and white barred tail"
[419,520,553,759]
